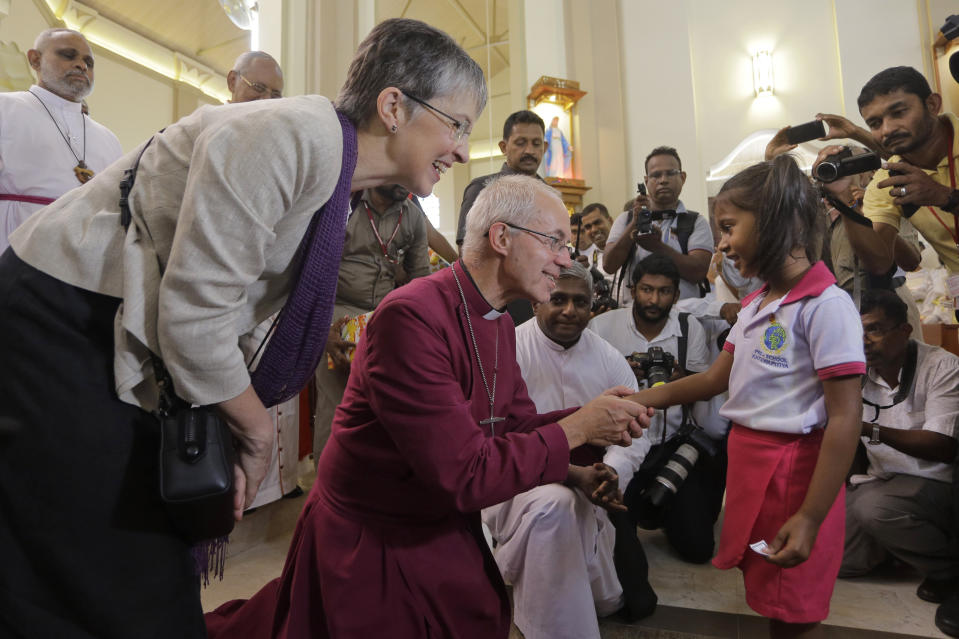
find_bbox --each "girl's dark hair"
[716,154,825,282]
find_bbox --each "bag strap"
[675,211,698,255]
[116,133,272,414]
[120,136,157,230]
[677,311,689,372]
[677,311,693,429]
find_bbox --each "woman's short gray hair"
[559,260,593,296]
[461,175,566,256]
[336,18,487,127]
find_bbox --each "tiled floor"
[201,482,949,638]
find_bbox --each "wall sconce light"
[752,50,774,96]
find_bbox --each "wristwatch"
[943,189,959,214]
[868,424,881,445]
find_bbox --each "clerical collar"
[29,85,82,112]
[456,260,506,320]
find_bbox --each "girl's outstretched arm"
[627,350,733,410]
[766,375,862,567]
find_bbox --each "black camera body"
[887,169,920,218]
[627,346,674,387]
[814,149,881,183]
[635,209,665,236]
[633,182,658,235]
[591,267,618,312]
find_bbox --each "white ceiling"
[70,0,509,80]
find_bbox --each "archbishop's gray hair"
[559,260,593,296]
[461,174,566,257]
[335,18,487,127]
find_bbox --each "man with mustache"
[590,254,727,564]
[818,66,959,320]
[0,28,121,254]
[602,147,713,302]
[456,110,546,250]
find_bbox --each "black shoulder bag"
[119,138,236,544]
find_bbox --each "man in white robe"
[482,261,653,639]
[0,28,122,253]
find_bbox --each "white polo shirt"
[720,262,865,434]
[858,341,959,484]
[605,201,714,300]
[514,319,647,489]
[588,306,717,441]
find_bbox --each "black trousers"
[0,250,205,639]
[624,433,728,564]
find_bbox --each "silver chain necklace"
[450,263,504,435]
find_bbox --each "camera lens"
[814,162,839,182]
[647,443,699,507]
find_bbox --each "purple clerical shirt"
[207,263,576,639]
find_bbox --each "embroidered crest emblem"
[761,316,787,354]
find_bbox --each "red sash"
[0,194,55,205]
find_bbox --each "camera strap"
[862,339,918,423]
[823,194,873,228]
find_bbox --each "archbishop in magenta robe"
[207,262,595,638]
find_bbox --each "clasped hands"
[567,463,625,512]
[559,386,652,450]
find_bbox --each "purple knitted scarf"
[249,111,358,407]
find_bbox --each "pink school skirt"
[713,424,845,623]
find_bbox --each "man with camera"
[589,254,726,563]
[483,260,656,639]
[817,66,959,316]
[602,147,713,303]
[574,202,625,313]
[839,290,959,633]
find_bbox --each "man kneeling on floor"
[483,260,657,639]
[841,290,959,609]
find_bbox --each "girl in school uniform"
[629,154,865,638]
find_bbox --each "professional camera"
[590,267,618,312]
[627,346,674,387]
[634,422,719,530]
[813,149,881,183]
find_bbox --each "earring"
[391,124,397,133]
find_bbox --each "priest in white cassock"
[0,28,122,254]
[482,260,655,639]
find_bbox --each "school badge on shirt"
[751,316,789,369]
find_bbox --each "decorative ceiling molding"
[42,0,229,102]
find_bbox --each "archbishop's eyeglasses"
[238,74,283,99]
[400,90,472,143]
[502,222,570,255]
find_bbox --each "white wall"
[614,0,934,217]
[84,50,174,151]
[835,0,925,124]
[618,0,702,212]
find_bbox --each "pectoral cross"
[480,411,505,436]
